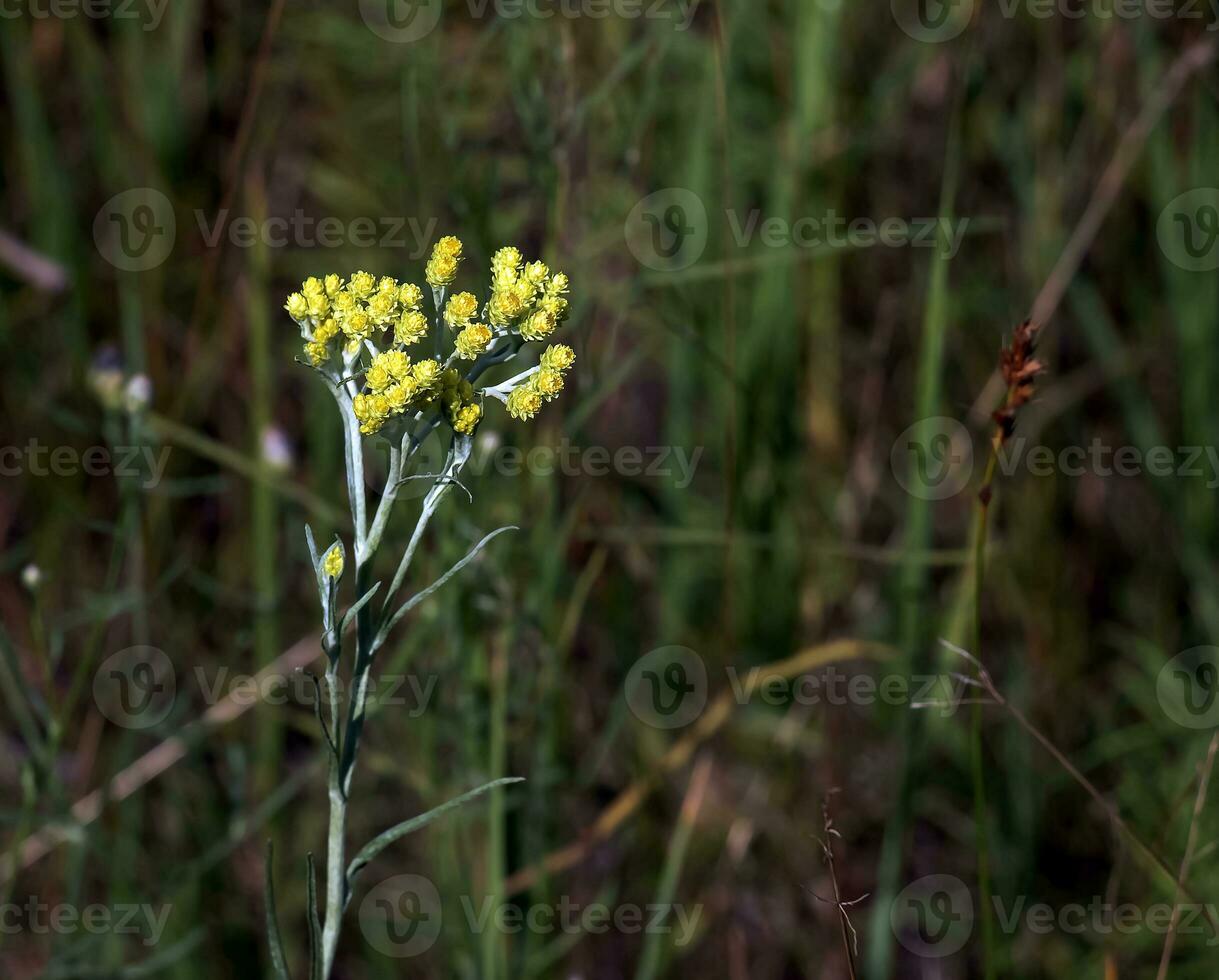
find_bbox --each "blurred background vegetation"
[3,0,1219,976]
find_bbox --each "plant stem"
[321,755,347,977]
[970,444,1000,980]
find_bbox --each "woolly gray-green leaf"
[376,525,517,647]
[307,853,323,980]
[340,581,382,636]
[264,841,291,980]
[346,777,524,889]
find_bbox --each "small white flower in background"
[261,425,294,472]
[124,374,152,414]
[21,564,42,592]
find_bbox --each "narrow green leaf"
[346,777,525,889]
[376,526,517,646]
[265,840,292,980]
[305,524,321,573]
[307,853,323,980]
[340,582,382,635]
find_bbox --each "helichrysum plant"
[266,236,575,978]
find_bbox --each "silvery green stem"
[365,440,404,554]
[331,384,368,556]
[320,659,346,977]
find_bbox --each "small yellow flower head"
[324,274,343,297]
[378,276,398,294]
[353,392,394,435]
[520,308,555,341]
[321,543,346,582]
[366,362,392,393]
[314,318,340,344]
[491,246,522,282]
[285,292,309,321]
[332,289,357,314]
[303,277,330,318]
[489,280,534,327]
[506,385,543,421]
[354,393,387,434]
[540,294,569,324]
[398,282,424,309]
[426,237,463,288]
[454,323,493,359]
[540,344,575,371]
[412,358,442,390]
[524,261,549,284]
[323,545,344,579]
[367,289,398,326]
[365,350,411,392]
[348,270,376,299]
[385,379,416,412]
[341,310,373,344]
[444,291,479,329]
[304,341,331,366]
[395,309,429,347]
[450,402,481,435]
[535,367,565,400]
[383,349,412,381]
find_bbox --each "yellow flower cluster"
[286,236,575,437]
[425,236,463,288]
[487,249,570,341]
[285,272,428,366]
[506,345,576,421]
[351,349,485,437]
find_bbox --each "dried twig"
[1155,731,1219,979]
[935,640,1219,937]
[814,791,867,979]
